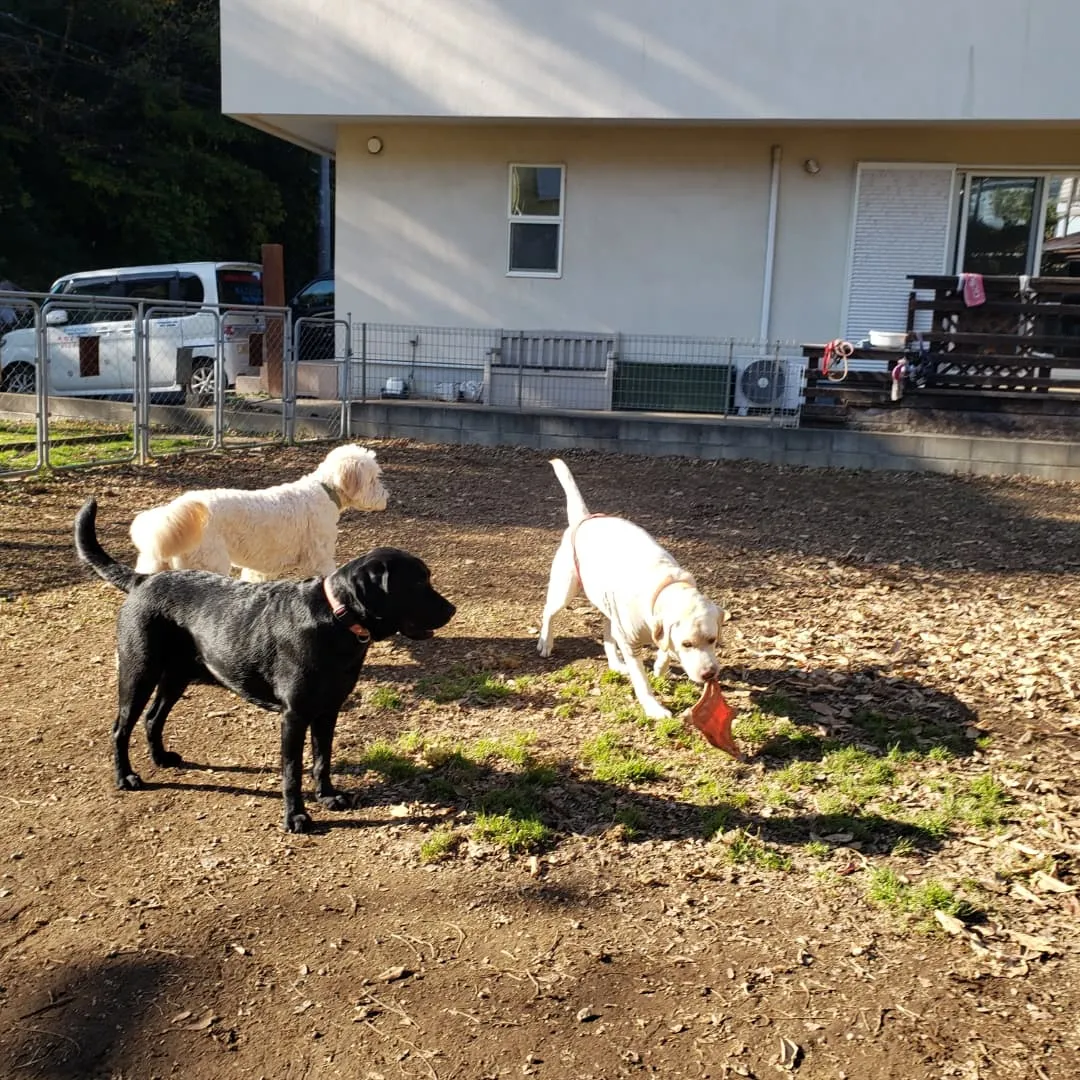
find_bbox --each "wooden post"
[261,243,285,396]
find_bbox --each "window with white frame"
[955,172,1080,277]
[507,164,564,276]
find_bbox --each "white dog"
[537,458,723,720]
[129,443,389,581]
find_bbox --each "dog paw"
[642,701,673,721]
[117,773,144,791]
[537,640,553,658]
[152,750,185,768]
[285,811,314,833]
[317,792,352,812]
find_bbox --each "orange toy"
[685,680,741,759]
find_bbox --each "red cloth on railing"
[959,272,986,307]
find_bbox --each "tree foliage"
[0,0,321,293]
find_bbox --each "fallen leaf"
[777,1036,802,1071]
[1032,871,1076,894]
[934,910,966,935]
[183,1012,217,1031]
[1006,930,1058,956]
[376,965,412,983]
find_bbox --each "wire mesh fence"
[349,325,806,424]
[1,292,808,479]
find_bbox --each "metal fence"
[350,324,806,422]
[1,289,806,478]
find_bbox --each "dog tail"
[549,458,591,525]
[74,498,139,593]
[129,497,210,571]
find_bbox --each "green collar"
[320,482,342,509]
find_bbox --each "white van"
[0,261,264,397]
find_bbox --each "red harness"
[568,513,609,586]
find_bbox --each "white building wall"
[223,0,1080,150]
[334,124,1080,344]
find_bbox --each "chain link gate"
[289,316,352,444]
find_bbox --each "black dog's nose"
[701,666,719,683]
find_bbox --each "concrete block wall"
[349,401,1080,482]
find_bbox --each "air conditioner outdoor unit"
[733,354,805,415]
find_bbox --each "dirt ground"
[1,439,1079,1080]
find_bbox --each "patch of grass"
[470,732,536,767]
[396,730,425,754]
[580,731,662,785]
[866,868,976,926]
[820,746,896,800]
[472,811,551,853]
[664,679,701,714]
[891,835,917,857]
[685,772,750,811]
[552,665,595,697]
[955,773,1010,829]
[700,806,732,838]
[650,714,695,749]
[812,811,872,843]
[350,739,419,781]
[755,691,796,716]
[368,686,404,711]
[417,667,516,705]
[771,759,819,791]
[612,805,647,840]
[803,840,832,859]
[852,710,973,756]
[718,827,792,872]
[732,707,777,747]
[900,772,1010,841]
[421,744,481,781]
[418,826,462,864]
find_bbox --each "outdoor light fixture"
[803,158,821,175]
[367,136,384,154]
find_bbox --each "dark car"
[289,271,336,360]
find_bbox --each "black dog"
[74,498,455,832]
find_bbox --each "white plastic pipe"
[759,144,782,342]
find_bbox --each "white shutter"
[843,164,955,369]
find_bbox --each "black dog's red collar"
[322,579,371,641]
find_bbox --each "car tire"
[185,357,216,406]
[0,361,36,394]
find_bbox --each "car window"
[50,278,130,324]
[216,268,263,307]
[293,278,334,315]
[117,275,173,302]
[178,274,204,304]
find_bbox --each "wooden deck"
[800,274,1080,437]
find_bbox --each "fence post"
[340,315,352,440]
[34,302,48,471]
[134,301,148,465]
[516,329,524,410]
[284,310,296,445]
[360,320,367,406]
[213,311,224,449]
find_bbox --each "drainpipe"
[759,144,782,342]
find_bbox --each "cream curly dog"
[129,444,389,581]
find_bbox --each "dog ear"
[651,617,671,652]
